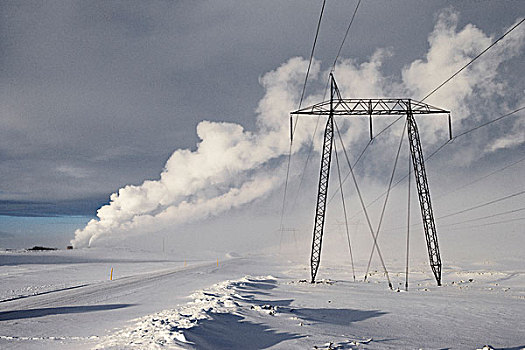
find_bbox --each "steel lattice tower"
[310,79,335,283]
[406,106,442,285]
[291,74,449,286]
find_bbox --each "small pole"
[290,115,294,143]
[110,267,113,281]
[217,258,219,267]
[369,115,373,140]
[369,99,373,140]
[448,114,453,140]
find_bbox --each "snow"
[0,248,524,349]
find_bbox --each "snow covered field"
[0,248,524,349]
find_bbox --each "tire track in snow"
[0,260,224,312]
[0,284,90,304]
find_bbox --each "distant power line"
[436,189,525,221]
[453,106,525,140]
[437,207,525,229]
[440,216,525,232]
[420,17,525,102]
[388,196,525,233]
[433,155,525,202]
[293,0,327,138]
[287,0,364,218]
[343,106,525,222]
[280,0,327,243]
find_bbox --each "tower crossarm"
[291,98,449,116]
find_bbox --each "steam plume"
[72,12,524,248]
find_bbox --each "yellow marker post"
[110,267,113,281]
[184,260,187,267]
[217,258,219,267]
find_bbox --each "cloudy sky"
[0,1,523,258]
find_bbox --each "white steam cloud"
[72,57,319,247]
[72,11,524,248]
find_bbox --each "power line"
[278,144,293,251]
[364,118,407,280]
[331,0,362,72]
[437,189,525,221]
[292,0,363,209]
[333,140,356,281]
[291,14,524,225]
[434,155,525,202]
[290,115,322,209]
[325,15,525,219]
[280,0,327,241]
[344,106,525,221]
[421,17,525,102]
[454,106,525,139]
[319,0,363,105]
[382,165,525,231]
[422,106,524,167]
[295,1,522,199]
[292,0,327,138]
[438,207,525,228]
[335,120,392,288]
[327,115,405,205]
[388,195,525,233]
[441,216,525,231]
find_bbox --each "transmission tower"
[291,74,449,286]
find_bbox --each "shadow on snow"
[287,307,387,326]
[0,304,134,321]
[183,313,304,350]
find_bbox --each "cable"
[327,114,405,205]
[421,18,525,102]
[278,144,293,252]
[423,105,524,166]
[280,0,326,242]
[292,0,327,138]
[291,114,322,209]
[434,155,525,202]
[334,120,393,289]
[364,118,407,281]
[405,140,411,291]
[291,14,524,233]
[319,0,363,110]
[326,139,372,204]
[387,191,525,233]
[437,189,525,221]
[442,216,525,231]
[292,0,363,208]
[333,140,356,281]
[344,106,525,222]
[331,0,362,72]
[438,206,525,228]
[454,106,525,139]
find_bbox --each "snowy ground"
[0,248,524,349]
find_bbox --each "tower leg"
[406,105,442,286]
[310,115,334,283]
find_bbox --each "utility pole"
[291,74,449,286]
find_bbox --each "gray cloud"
[68,9,525,247]
[0,0,523,215]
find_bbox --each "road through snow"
[0,252,260,349]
